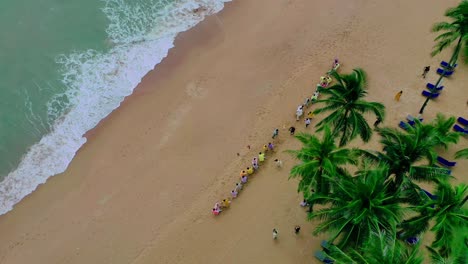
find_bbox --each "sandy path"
[0,0,466,263]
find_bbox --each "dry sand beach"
[0,0,467,263]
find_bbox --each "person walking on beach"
[394,90,403,101]
[246,166,254,175]
[268,142,274,152]
[235,182,243,192]
[374,117,382,127]
[294,225,301,234]
[258,152,265,162]
[289,126,296,135]
[241,175,248,184]
[252,157,259,170]
[263,144,268,153]
[296,105,304,121]
[272,128,279,139]
[422,66,430,78]
[231,189,238,198]
[272,228,278,240]
[274,158,283,168]
[305,118,311,128]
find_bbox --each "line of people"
[212,58,341,217]
[212,142,281,216]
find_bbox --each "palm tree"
[309,164,403,249]
[287,127,357,211]
[322,230,424,264]
[313,68,385,146]
[368,115,456,189]
[427,229,468,264]
[431,0,468,65]
[399,182,468,258]
[420,0,468,114]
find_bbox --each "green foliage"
[287,127,357,203]
[324,230,424,264]
[374,115,457,189]
[308,164,403,249]
[313,68,385,146]
[455,148,468,159]
[431,0,468,64]
[400,182,468,258]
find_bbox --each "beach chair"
[314,250,334,263]
[406,237,419,245]
[453,124,468,134]
[422,90,439,98]
[437,156,457,167]
[426,83,444,91]
[399,121,410,130]
[321,240,332,251]
[422,189,438,200]
[436,68,453,76]
[440,61,457,70]
[457,117,468,126]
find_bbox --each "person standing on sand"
[305,118,311,128]
[231,190,238,198]
[394,90,403,101]
[246,166,254,175]
[296,105,304,121]
[289,126,296,135]
[241,175,248,184]
[235,182,242,192]
[263,144,268,153]
[272,128,279,139]
[258,152,265,162]
[274,159,283,168]
[374,117,382,127]
[294,225,301,234]
[422,66,430,78]
[272,229,278,239]
[268,142,274,152]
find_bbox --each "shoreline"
[0,0,466,263]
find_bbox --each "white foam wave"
[0,0,231,215]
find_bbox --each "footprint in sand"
[185,80,208,99]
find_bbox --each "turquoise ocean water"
[0,0,230,215]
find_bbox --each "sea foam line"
[0,0,231,215]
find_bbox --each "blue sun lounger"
[426,83,444,91]
[440,61,457,69]
[314,250,334,263]
[437,156,456,167]
[453,124,468,134]
[406,237,419,245]
[422,90,439,98]
[437,68,453,76]
[399,121,410,130]
[457,117,468,126]
[422,189,438,200]
[321,240,332,251]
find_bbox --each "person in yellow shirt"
[263,144,268,153]
[307,111,315,119]
[258,152,265,162]
[246,167,254,175]
[222,199,231,209]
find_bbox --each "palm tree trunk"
[420,37,463,114]
[339,110,349,146]
[449,37,463,66]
